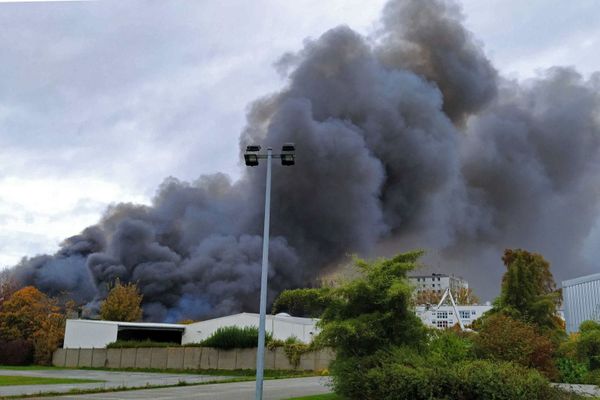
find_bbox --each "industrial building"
[63,312,319,348]
[562,272,600,333]
[183,312,318,344]
[409,273,468,295]
[63,320,186,349]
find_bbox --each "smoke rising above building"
[7,0,600,321]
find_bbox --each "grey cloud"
[7,0,600,317]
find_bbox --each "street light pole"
[255,147,272,400]
[244,143,294,400]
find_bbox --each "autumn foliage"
[474,313,558,379]
[100,280,143,322]
[414,287,480,305]
[0,286,68,364]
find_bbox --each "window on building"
[436,320,448,329]
[437,311,448,319]
[471,310,476,315]
[459,310,471,319]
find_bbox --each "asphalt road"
[38,377,332,400]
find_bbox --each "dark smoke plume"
[8,0,600,321]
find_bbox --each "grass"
[0,365,319,378]
[284,395,340,400]
[3,377,250,398]
[0,375,101,386]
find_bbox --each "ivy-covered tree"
[100,280,143,322]
[493,249,562,333]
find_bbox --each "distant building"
[409,273,468,296]
[562,273,600,333]
[415,304,492,329]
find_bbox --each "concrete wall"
[52,347,334,371]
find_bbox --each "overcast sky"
[0,0,599,268]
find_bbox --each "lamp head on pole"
[280,143,295,166]
[244,145,261,166]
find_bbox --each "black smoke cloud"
[8,0,600,320]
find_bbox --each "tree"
[414,287,480,306]
[0,286,67,364]
[0,286,59,341]
[413,289,442,305]
[455,287,480,305]
[272,288,332,317]
[319,252,427,357]
[473,313,558,379]
[494,249,562,332]
[100,280,143,322]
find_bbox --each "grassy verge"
[0,365,320,378]
[284,395,339,400]
[3,377,250,398]
[0,376,101,386]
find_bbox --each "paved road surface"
[0,368,229,397]
[39,377,332,400]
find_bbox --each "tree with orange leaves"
[100,280,143,322]
[0,286,68,364]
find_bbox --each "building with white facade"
[563,273,600,333]
[415,305,492,329]
[409,273,468,296]
[63,312,319,348]
[183,313,319,344]
[63,320,186,349]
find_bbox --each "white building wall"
[563,273,600,333]
[64,320,118,348]
[415,305,492,329]
[182,313,319,344]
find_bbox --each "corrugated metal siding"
[563,276,600,333]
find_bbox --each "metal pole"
[255,147,272,400]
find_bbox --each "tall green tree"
[272,288,332,317]
[319,251,427,356]
[494,249,562,332]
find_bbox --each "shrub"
[576,329,600,370]
[473,314,558,378]
[199,326,272,349]
[332,354,561,400]
[556,357,588,384]
[427,329,475,365]
[0,339,34,365]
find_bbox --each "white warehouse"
[183,313,319,344]
[563,273,600,333]
[63,313,319,348]
[63,320,186,349]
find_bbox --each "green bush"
[331,355,563,400]
[427,329,475,366]
[199,326,272,349]
[556,357,588,384]
[107,340,178,348]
